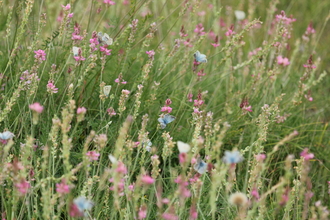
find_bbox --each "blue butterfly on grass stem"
[194,51,207,63]
[158,114,176,129]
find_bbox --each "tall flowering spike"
[223,149,244,164]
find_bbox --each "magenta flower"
[277,56,290,66]
[141,175,154,185]
[146,50,155,59]
[122,89,130,95]
[34,49,46,61]
[77,107,87,115]
[255,154,266,162]
[47,80,58,93]
[86,151,100,161]
[100,45,112,56]
[138,206,147,220]
[115,161,128,174]
[104,0,115,5]
[161,106,172,113]
[211,43,220,48]
[56,179,70,194]
[251,187,260,200]
[189,205,198,220]
[242,105,253,113]
[162,213,179,220]
[194,23,206,36]
[15,179,31,195]
[29,102,44,113]
[303,55,316,69]
[300,148,314,161]
[107,108,117,116]
[61,4,71,10]
[225,25,236,37]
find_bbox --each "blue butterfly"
[0,131,14,140]
[194,158,207,174]
[158,114,176,129]
[194,51,207,63]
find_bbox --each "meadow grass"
[0,0,330,219]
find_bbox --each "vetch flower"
[47,80,58,93]
[141,175,155,185]
[61,4,71,10]
[104,0,115,5]
[56,179,70,195]
[29,102,44,113]
[277,56,290,66]
[15,179,31,195]
[34,49,46,62]
[300,148,314,161]
[86,151,100,161]
[223,150,244,164]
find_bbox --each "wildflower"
[29,102,44,113]
[242,105,252,112]
[107,107,117,116]
[162,213,179,220]
[229,192,248,206]
[77,107,87,122]
[100,45,112,56]
[71,196,94,217]
[15,179,31,195]
[223,150,244,164]
[138,206,147,220]
[141,175,155,185]
[194,23,206,36]
[179,25,188,37]
[279,187,290,206]
[304,90,313,101]
[225,25,236,37]
[86,151,100,161]
[305,22,315,35]
[104,0,115,5]
[56,179,70,195]
[122,89,130,95]
[47,80,58,93]
[255,154,266,162]
[146,50,155,59]
[187,93,193,102]
[116,161,127,174]
[161,106,172,113]
[34,49,46,61]
[251,187,260,200]
[72,23,84,41]
[303,55,316,69]
[300,148,314,161]
[189,204,198,220]
[61,4,71,10]
[277,56,290,66]
[68,13,74,18]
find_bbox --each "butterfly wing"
[158,118,167,129]
[97,32,104,44]
[72,47,80,57]
[102,33,113,46]
[163,114,176,124]
[103,85,112,97]
[194,51,207,63]
[194,158,207,174]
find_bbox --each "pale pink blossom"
[61,4,71,11]
[29,102,44,113]
[77,107,87,115]
[141,175,154,185]
[47,80,58,93]
[300,148,314,161]
[34,49,46,61]
[56,179,70,194]
[86,151,100,161]
[104,0,115,5]
[277,56,290,66]
[161,106,172,113]
[15,179,30,195]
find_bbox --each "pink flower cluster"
[277,56,290,66]
[47,80,58,93]
[86,151,100,161]
[161,99,173,113]
[225,25,236,37]
[72,23,84,41]
[194,23,206,36]
[34,49,46,62]
[146,50,155,59]
[114,73,127,84]
[56,179,70,194]
[104,0,115,5]
[29,102,44,113]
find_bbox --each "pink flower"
[77,107,87,115]
[34,49,46,61]
[104,0,115,5]
[242,105,253,112]
[69,203,83,217]
[211,43,220,48]
[116,161,127,174]
[179,153,187,164]
[107,108,117,116]
[162,212,179,220]
[303,55,316,69]
[114,78,120,83]
[29,102,44,113]
[146,50,155,59]
[225,25,236,37]
[47,80,58,93]
[15,179,31,195]
[161,106,172,113]
[68,13,74,18]
[251,187,260,200]
[255,154,266,162]
[141,175,154,185]
[138,206,147,219]
[194,23,206,36]
[74,55,86,62]
[56,179,70,194]
[61,4,71,11]
[100,46,112,56]
[300,148,314,161]
[122,89,130,95]
[277,56,290,66]
[189,205,198,220]
[86,151,100,161]
[305,22,315,35]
